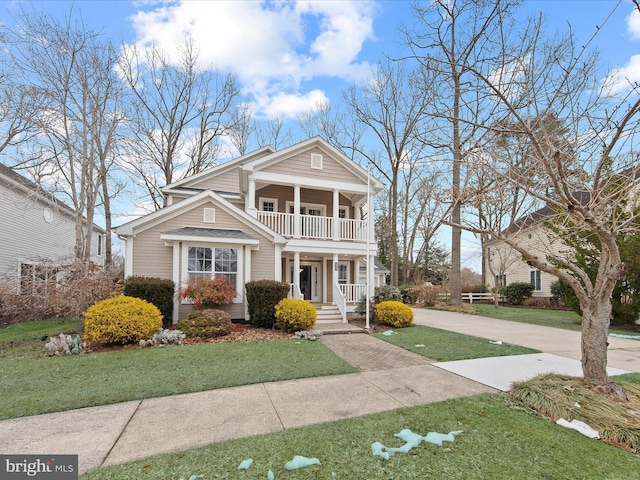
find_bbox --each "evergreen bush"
[83,296,162,344]
[123,276,175,327]
[274,298,317,333]
[375,300,414,328]
[504,282,535,305]
[177,309,232,339]
[245,280,290,328]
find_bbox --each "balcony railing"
[256,211,368,242]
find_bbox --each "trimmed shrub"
[123,276,175,327]
[181,277,235,309]
[375,300,414,328]
[83,296,163,344]
[275,298,317,333]
[504,282,535,305]
[177,309,232,339]
[245,280,290,328]
[373,285,403,304]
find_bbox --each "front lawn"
[0,320,357,419]
[375,325,539,361]
[81,392,640,480]
[473,304,639,336]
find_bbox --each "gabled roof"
[162,145,275,193]
[114,189,286,244]
[0,163,106,234]
[162,136,384,195]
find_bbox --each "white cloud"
[258,89,329,119]
[627,8,640,40]
[604,54,640,95]
[126,1,378,118]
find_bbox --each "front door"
[296,263,320,302]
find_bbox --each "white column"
[246,178,257,218]
[244,246,251,320]
[294,251,301,298]
[294,184,301,238]
[124,237,134,278]
[172,241,181,325]
[322,257,328,303]
[332,188,340,240]
[274,244,282,281]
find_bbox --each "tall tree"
[452,8,640,399]
[120,39,238,209]
[405,0,519,303]
[344,60,433,286]
[4,8,122,265]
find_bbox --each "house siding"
[131,200,278,321]
[263,148,362,185]
[189,169,240,193]
[0,180,104,284]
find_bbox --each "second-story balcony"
[257,211,368,242]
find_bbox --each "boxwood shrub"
[245,280,290,328]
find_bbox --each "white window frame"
[286,201,326,216]
[338,207,349,219]
[96,234,103,257]
[182,244,243,303]
[337,262,350,285]
[530,269,542,291]
[311,153,323,170]
[259,197,278,212]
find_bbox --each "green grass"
[80,393,640,480]
[375,325,539,361]
[0,318,80,359]
[473,304,639,336]
[0,335,357,419]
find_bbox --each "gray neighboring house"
[115,137,385,323]
[0,163,106,292]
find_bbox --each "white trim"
[258,197,278,212]
[124,237,134,277]
[252,170,379,195]
[311,153,323,170]
[160,231,260,245]
[172,241,180,324]
[181,244,244,304]
[203,207,216,223]
[286,201,326,216]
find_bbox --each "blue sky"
[3,0,640,270]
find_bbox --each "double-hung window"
[188,246,237,286]
[530,270,542,291]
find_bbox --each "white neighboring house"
[115,137,385,323]
[0,163,106,292]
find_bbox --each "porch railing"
[289,283,303,299]
[338,283,367,303]
[333,283,347,323]
[256,211,367,242]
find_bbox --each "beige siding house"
[115,137,385,323]
[0,164,106,291]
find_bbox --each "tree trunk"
[581,300,628,401]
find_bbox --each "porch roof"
[160,227,259,244]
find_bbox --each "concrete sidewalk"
[1,308,638,474]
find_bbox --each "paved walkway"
[1,308,639,474]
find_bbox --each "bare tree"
[404,0,519,303]
[344,60,433,286]
[227,103,254,156]
[120,39,238,209]
[454,8,640,399]
[255,116,294,151]
[4,8,122,265]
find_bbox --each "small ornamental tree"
[181,277,235,309]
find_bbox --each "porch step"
[315,304,344,324]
